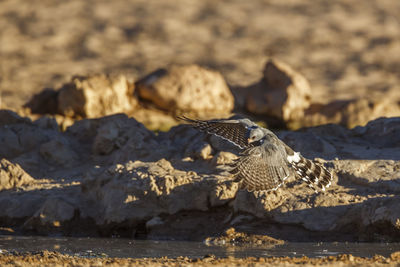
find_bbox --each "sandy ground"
[1,0,400,109]
[0,251,400,267]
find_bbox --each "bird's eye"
[251,136,255,139]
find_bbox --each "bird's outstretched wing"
[178,116,255,149]
[230,144,290,191]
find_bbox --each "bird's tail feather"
[291,156,332,192]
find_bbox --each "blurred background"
[1,0,399,128]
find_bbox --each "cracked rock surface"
[0,110,399,241]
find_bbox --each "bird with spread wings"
[179,116,333,192]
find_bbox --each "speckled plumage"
[179,116,333,192]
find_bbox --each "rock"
[57,74,136,118]
[24,89,59,115]
[35,198,75,223]
[279,118,400,161]
[0,159,35,190]
[209,181,238,207]
[81,159,230,224]
[245,59,311,123]
[0,127,25,159]
[156,124,207,160]
[302,98,400,128]
[0,109,400,241]
[131,108,179,132]
[205,227,284,246]
[233,189,290,218]
[92,115,160,163]
[0,110,31,126]
[0,119,52,159]
[66,113,157,160]
[39,138,79,167]
[0,111,80,175]
[145,216,164,230]
[136,65,234,117]
[23,198,76,231]
[278,130,338,160]
[93,124,121,155]
[353,117,400,148]
[184,141,213,160]
[33,116,59,131]
[211,151,238,166]
[0,192,45,219]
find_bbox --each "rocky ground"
[0,109,399,242]
[1,0,400,265]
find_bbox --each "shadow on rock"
[0,109,400,242]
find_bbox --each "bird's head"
[247,127,264,144]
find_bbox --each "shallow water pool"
[0,235,399,258]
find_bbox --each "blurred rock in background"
[136,64,234,118]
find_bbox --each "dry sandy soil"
[1,0,400,109]
[0,251,400,267]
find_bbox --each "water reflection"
[0,235,399,258]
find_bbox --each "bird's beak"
[247,138,253,144]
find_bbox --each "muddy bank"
[0,109,399,242]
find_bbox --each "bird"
[178,116,333,192]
